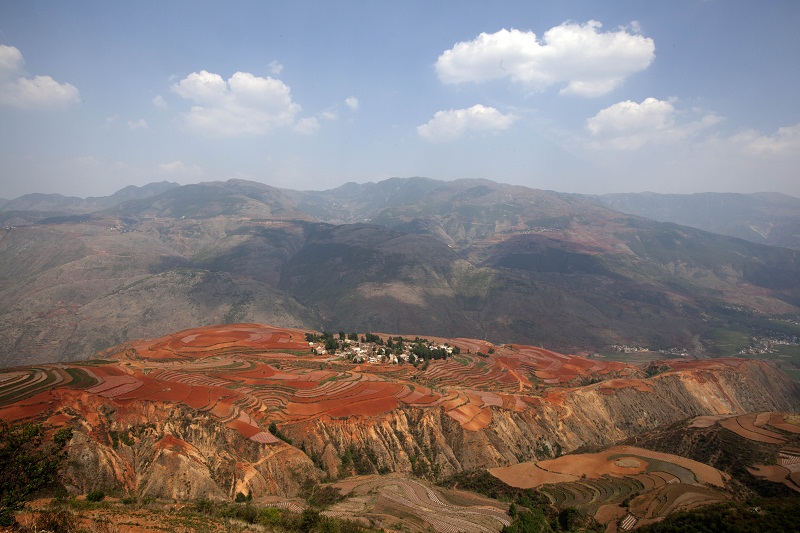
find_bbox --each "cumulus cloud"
[436,21,654,97]
[171,70,301,136]
[267,60,284,75]
[294,117,320,134]
[152,95,167,108]
[586,97,721,149]
[0,44,80,109]
[417,104,516,142]
[0,44,24,76]
[345,96,359,110]
[159,160,204,178]
[729,124,800,156]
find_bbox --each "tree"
[364,333,383,345]
[0,422,73,526]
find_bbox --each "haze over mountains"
[0,181,179,224]
[1,177,799,367]
[596,191,800,251]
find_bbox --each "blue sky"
[1,0,799,199]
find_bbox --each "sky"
[1,0,800,200]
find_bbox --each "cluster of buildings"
[308,337,455,365]
[609,345,691,357]
[609,344,650,354]
[738,336,800,356]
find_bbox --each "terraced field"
[2,323,797,531]
[325,475,510,533]
[0,323,636,439]
[691,412,800,493]
[490,445,731,531]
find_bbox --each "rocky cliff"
[56,393,321,500]
[283,359,800,481]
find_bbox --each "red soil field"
[0,323,767,448]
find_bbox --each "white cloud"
[435,21,654,97]
[159,160,204,178]
[127,119,148,130]
[152,95,167,108]
[268,60,284,75]
[586,97,721,149]
[172,70,226,102]
[294,117,320,134]
[729,124,800,156]
[0,44,24,78]
[171,70,301,136]
[345,96,359,110]
[0,45,80,109]
[417,104,516,142]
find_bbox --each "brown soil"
[748,464,789,483]
[491,446,727,489]
[720,415,785,444]
[594,503,627,525]
[489,463,578,488]
[768,413,800,434]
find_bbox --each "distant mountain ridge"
[596,191,800,250]
[0,181,180,224]
[1,177,799,367]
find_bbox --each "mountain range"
[596,191,800,250]
[1,177,799,367]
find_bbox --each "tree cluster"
[0,422,73,526]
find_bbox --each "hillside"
[596,191,800,250]
[1,323,798,531]
[1,178,799,367]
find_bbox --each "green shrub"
[256,506,282,526]
[193,497,215,515]
[307,486,344,509]
[86,489,105,502]
[222,502,258,523]
[34,508,80,533]
[301,508,321,532]
[268,421,292,444]
[0,422,73,526]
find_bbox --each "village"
[608,344,691,357]
[305,331,459,365]
[738,335,800,356]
